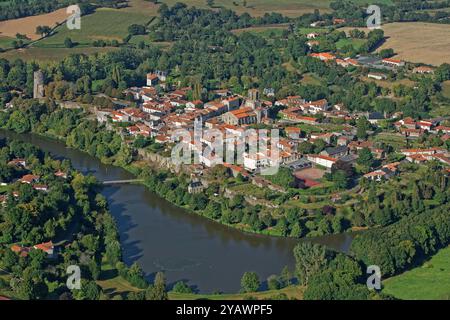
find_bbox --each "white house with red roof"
[19,174,40,184]
[382,58,405,67]
[33,184,49,192]
[364,162,401,181]
[146,73,159,86]
[310,52,336,61]
[307,154,337,169]
[33,241,55,257]
[434,126,450,134]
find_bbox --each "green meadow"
[382,246,450,300]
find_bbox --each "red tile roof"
[34,241,54,253]
[19,174,39,184]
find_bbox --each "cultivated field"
[341,22,450,65]
[383,246,450,300]
[0,8,68,40]
[35,2,157,48]
[378,23,450,65]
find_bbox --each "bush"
[240,272,260,293]
[172,281,193,294]
[267,275,281,290]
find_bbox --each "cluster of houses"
[394,117,450,138]
[401,147,450,166]
[0,159,68,205]
[10,241,55,258]
[2,161,68,259]
[308,52,382,80]
[308,49,435,82]
[90,70,450,191]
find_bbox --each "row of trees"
[0,0,117,21]
[351,201,450,277]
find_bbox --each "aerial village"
[84,57,450,197]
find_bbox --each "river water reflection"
[1,130,355,293]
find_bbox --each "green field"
[0,35,31,50]
[382,246,450,300]
[0,36,15,49]
[34,8,152,48]
[336,38,367,51]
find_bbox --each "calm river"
[1,130,355,293]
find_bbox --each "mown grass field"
[382,246,450,300]
[335,38,366,51]
[0,35,15,49]
[341,22,450,65]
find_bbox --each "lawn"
[96,263,143,299]
[335,38,366,51]
[0,35,18,49]
[371,133,408,149]
[229,182,277,199]
[382,246,450,300]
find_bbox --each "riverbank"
[0,128,358,293]
[1,121,357,243]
